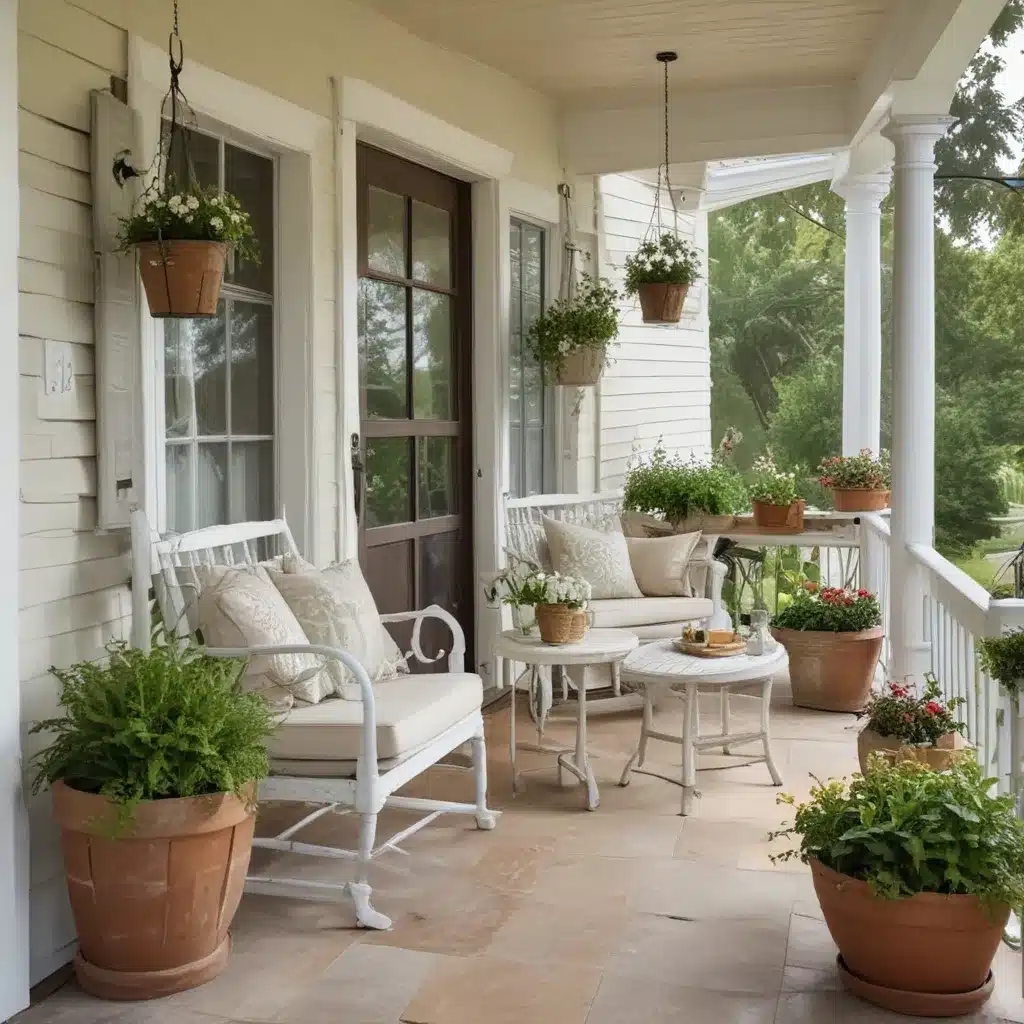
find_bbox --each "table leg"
[508,658,522,795]
[681,682,698,815]
[619,683,652,787]
[761,675,783,786]
[576,670,599,810]
[720,686,731,755]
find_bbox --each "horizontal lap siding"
[17,4,130,984]
[598,175,711,491]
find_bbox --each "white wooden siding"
[17,4,130,985]
[597,174,711,490]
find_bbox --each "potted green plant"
[622,440,747,534]
[979,630,1024,694]
[770,758,1024,1016]
[525,274,619,386]
[31,638,273,1000]
[770,583,883,712]
[119,185,259,318]
[818,449,891,512]
[622,232,702,324]
[521,571,592,644]
[856,674,968,772]
[749,450,802,531]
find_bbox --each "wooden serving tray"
[674,637,747,658]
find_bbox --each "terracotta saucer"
[837,955,995,1018]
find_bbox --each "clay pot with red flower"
[818,449,890,512]
[770,585,883,712]
[857,674,970,773]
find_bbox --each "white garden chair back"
[130,509,496,931]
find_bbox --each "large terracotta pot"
[51,780,255,1000]
[556,346,604,386]
[770,626,884,712]
[137,240,227,319]
[752,500,804,532]
[811,859,1006,1015]
[637,281,688,323]
[832,487,890,512]
[857,727,971,774]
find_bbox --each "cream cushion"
[588,597,713,629]
[543,517,642,599]
[626,532,702,597]
[196,564,332,710]
[267,672,483,762]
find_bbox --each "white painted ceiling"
[348,0,898,104]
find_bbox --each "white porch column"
[882,115,954,684]
[834,172,891,456]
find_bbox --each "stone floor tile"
[782,965,838,992]
[527,855,643,909]
[785,913,838,973]
[775,991,839,1023]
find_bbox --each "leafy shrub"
[818,449,891,490]
[525,274,619,378]
[769,757,1024,907]
[749,450,798,506]
[771,584,881,632]
[31,638,273,820]
[978,630,1024,692]
[623,232,702,296]
[623,441,747,521]
[860,674,966,746]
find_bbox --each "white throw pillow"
[626,532,702,597]
[196,564,333,710]
[542,517,643,600]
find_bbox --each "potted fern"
[623,232,702,324]
[31,638,273,1000]
[525,274,619,386]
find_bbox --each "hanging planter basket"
[556,347,605,386]
[638,281,688,324]
[137,240,227,319]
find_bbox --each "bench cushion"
[588,597,713,629]
[266,672,483,762]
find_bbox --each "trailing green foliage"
[978,630,1024,693]
[769,757,1024,908]
[771,585,881,633]
[622,232,702,296]
[31,638,273,820]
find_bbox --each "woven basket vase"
[535,604,587,644]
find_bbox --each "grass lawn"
[953,551,1007,591]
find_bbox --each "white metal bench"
[129,509,497,931]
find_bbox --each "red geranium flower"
[925,701,942,715]
[857,589,870,598]
[903,712,914,723]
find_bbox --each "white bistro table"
[618,640,787,815]
[495,628,639,811]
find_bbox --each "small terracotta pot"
[555,347,604,386]
[770,626,883,712]
[811,859,1006,1014]
[536,603,587,644]
[752,500,805,532]
[832,487,890,512]
[51,780,255,1000]
[137,240,227,319]
[637,281,688,323]
[857,727,971,774]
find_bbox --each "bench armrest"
[379,604,466,672]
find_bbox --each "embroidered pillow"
[542,517,643,600]
[195,564,333,710]
[626,532,702,597]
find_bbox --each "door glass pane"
[365,438,411,527]
[230,301,274,435]
[412,289,452,419]
[418,531,460,666]
[360,279,408,418]
[162,123,219,192]
[367,187,406,277]
[165,303,227,437]
[418,437,456,519]
[411,200,451,287]
[196,443,228,528]
[225,143,274,293]
[525,427,544,496]
[165,444,192,533]
[231,440,274,522]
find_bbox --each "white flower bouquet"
[528,571,591,609]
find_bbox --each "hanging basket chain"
[645,51,681,244]
[158,0,200,197]
[558,182,581,303]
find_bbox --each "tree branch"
[778,194,844,239]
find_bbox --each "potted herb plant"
[623,440,747,534]
[519,571,592,645]
[818,449,891,512]
[749,450,803,531]
[525,274,619,386]
[119,185,259,318]
[770,758,1024,1016]
[856,674,968,773]
[979,630,1024,694]
[31,638,273,1000]
[770,583,883,712]
[623,232,702,324]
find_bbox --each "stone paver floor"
[17,677,1024,1023]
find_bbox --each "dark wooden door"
[356,144,473,666]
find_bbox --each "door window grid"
[162,123,276,533]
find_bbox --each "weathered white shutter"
[90,90,143,530]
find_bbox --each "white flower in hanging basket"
[623,233,702,325]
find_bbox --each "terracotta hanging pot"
[51,780,254,1000]
[857,727,971,774]
[535,603,587,644]
[832,487,890,512]
[752,500,805,532]
[637,282,688,324]
[137,239,227,319]
[770,626,884,712]
[556,347,604,386]
[811,859,1006,1017]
